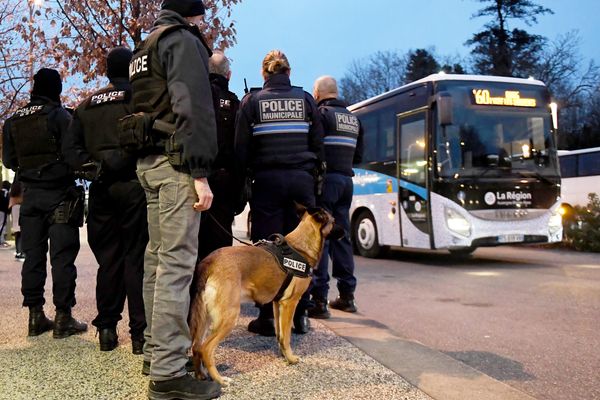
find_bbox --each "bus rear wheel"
[353,210,383,258]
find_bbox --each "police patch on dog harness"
[255,234,312,302]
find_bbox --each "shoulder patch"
[89,90,127,107]
[13,105,44,118]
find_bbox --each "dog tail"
[189,260,210,349]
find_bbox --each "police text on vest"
[259,99,305,122]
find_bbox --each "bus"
[348,73,563,257]
[557,147,600,207]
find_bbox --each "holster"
[165,133,185,168]
[49,186,85,227]
[313,161,327,197]
[118,113,153,152]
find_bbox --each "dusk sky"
[225,0,600,97]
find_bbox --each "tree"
[404,49,440,83]
[339,51,408,104]
[466,0,552,77]
[44,0,241,84]
[0,0,46,122]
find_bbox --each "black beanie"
[161,0,205,17]
[106,47,133,80]
[32,68,62,102]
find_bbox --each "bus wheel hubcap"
[358,218,375,250]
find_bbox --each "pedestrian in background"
[308,76,363,318]
[234,50,325,336]
[197,51,240,262]
[64,47,148,355]
[9,179,24,261]
[0,181,10,247]
[2,68,87,338]
[128,0,220,398]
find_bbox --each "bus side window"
[399,113,426,186]
[559,155,577,178]
[578,152,600,177]
[359,114,378,163]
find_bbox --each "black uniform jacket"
[152,10,217,179]
[234,73,324,174]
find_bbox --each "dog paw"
[217,376,233,387]
[285,355,300,365]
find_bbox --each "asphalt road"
[342,246,600,400]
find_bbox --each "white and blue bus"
[349,74,563,257]
[558,147,600,208]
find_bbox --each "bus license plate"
[498,234,524,243]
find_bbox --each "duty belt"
[255,234,312,302]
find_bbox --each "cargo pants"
[136,155,200,381]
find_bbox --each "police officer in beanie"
[2,68,87,338]
[126,0,220,398]
[196,51,240,262]
[234,50,325,336]
[63,47,148,354]
[308,76,363,318]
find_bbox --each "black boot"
[329,295,357,313]
[28,306,54,337]
[99,327,118,351]
[292,309,310,334]
[307,298,331,319]
[131,336,145,355]
[53,309,88,339]
[248,303,275,337]
[148,374,221,400]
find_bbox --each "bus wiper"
[516,170,555,185]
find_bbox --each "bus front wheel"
[353,210,383,258]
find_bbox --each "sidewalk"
[0,239,432,400]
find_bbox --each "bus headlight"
[548,212,562,235]
[445,207,472,237]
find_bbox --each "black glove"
[234,172,252,216]
[314,161,327,197]
[75,161,103,181]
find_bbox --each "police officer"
[308,76,363,318]
[235,50,325,336]
[63,47,148,354]
[197,51,240,262]
[2,68,87,338]
[127,1,220,399]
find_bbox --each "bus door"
[397,109,431,248]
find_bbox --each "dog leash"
[204,211,253,246]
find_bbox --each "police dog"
[189,205,342,386]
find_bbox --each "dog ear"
[327,224,346,240]
[307,207,327,222]
[294,202,308,218]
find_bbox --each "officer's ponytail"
[262,50,290,76]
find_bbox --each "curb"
[320,310,537,400]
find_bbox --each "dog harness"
[255,234,312,302]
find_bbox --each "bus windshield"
[435,81,559,178]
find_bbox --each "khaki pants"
[136,155,200,381]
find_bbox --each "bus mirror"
[550,102,558,130]
[437,93,453,126]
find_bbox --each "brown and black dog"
[189,206,343,385]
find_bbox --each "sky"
[224,0,600,97]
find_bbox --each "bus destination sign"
[472,89,537,108]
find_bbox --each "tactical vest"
[129,24,183,134]
[250,87,315,169]
[321,105,360,176]
[77,85,136,178]
[10,103,61,170]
